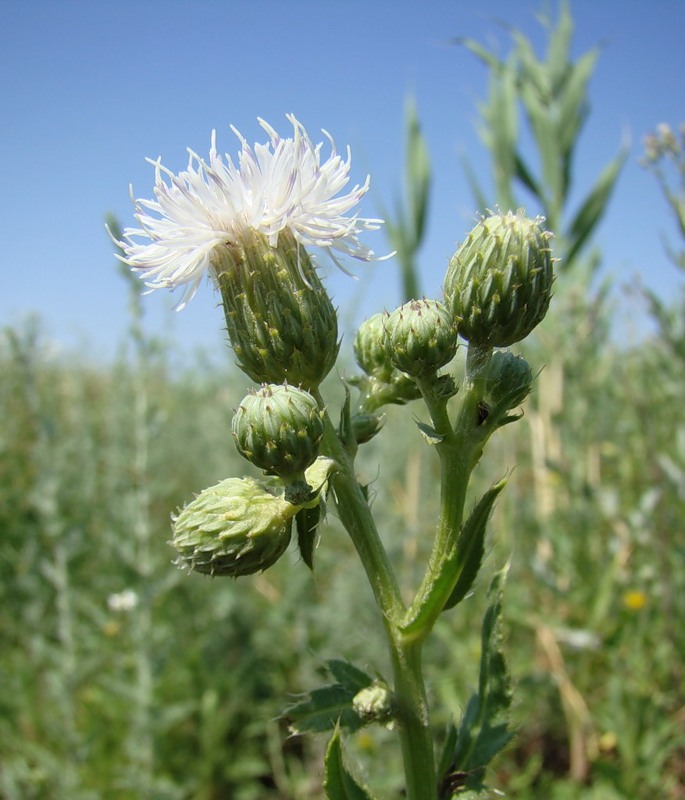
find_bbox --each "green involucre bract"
[215,230,340,391]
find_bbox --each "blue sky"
[2,0,684,362]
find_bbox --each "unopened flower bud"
[232,384,324,481]
[444,210,554,347]
[350,312,422,411]
[484,350,533,411]
[353,312,394,382]
[351,412,386,444]
[384,299,458,378]
[171,476,296,577]
[215,229,339,391]
[171,458,335,577]
[352,681,394,726]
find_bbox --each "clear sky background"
[2,0,684,363]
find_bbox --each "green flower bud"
[171,476,296,577]
[353,312,395,382]
[384,299,458,378]
[171,458,336,578]
[352,681,394,726]
[232,384,324,481]
[444,210,554,347]
[350,312,422,411]
[214,229,339,391]
[484,350,533,411]
[351,412,386,444]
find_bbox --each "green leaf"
[545,0,574,94]
[415,419,445,445]
[443,481,506,610]
[284,660,374,735]
[514,151,542,200]
[326,659,375,692]
[401,481,505,638]
[566,147,627,265]
[444,567,514,794]
[296,502,322,570]
[557,48,598,158]
[324,730,377,800]
[405,96,431,245]
[453,37,504,73]
[284,685,364,735]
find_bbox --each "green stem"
[390,639,436,800]
[403,344,493,642]
[314,391,437,799]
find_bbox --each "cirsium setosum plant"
[113,116,555,799]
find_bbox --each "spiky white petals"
[112,115,386,309]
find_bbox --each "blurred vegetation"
[2,2,684,798]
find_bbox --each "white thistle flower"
[112,114,387,310]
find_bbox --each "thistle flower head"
[112,115,386,310]
[444,210,555,348]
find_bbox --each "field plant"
[3,4,684,799]
[107,109,556,799]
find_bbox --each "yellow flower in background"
[622,590,647,611]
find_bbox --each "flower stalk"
[115,116,554,798]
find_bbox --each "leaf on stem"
[295,502,323,570]
[284,659,375,735]
[415,419,445,445]
[438,567,513,797]
[443,480,506,611]
[324,729,378,800]
[400,480,505,639]
[565,147,627,265]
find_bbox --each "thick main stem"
[315,394,436,799]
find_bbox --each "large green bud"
[171,476,295,577]
[232,384,324,488]
[213,229,339,391]
[384,299,458,378]
[444,210,554,347]
[171,458,335,578]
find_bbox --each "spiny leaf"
[445,567,514,794]
[324,730,377,800]
[284,660,374,735]
[326,659,375,692]
[443,480,506,610]
[401,481,506,638]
